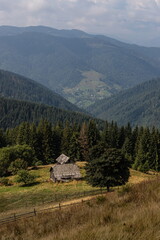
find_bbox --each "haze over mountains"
[0,26,160,128]
[0,96,96,129]
[0,26,160,109]
[88,78,160,127]
[0,69,83,113]
[0,69,94,128]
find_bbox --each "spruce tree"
[85,148,130,192]
[0,129,6,148]
[88,120,100,148]
[68,132,81,161]
[79,122,89,161]
[61,121,72,156]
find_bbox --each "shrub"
[16,170,36,186]
[118,183,132,196]
[0,177,10,186]
[8,158,28,175]
[96,196,106,204]
[34,160,43,166]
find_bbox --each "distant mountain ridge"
[0,69,84,113]
[87,78,160,127]
[0,26,160,108]
[0,25,90,38]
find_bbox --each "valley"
[0,26,160,109]
[88,78,160,127]
[63,70,121,108]
[0,25,160,240]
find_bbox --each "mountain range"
[0,26,160,108]
[87,78,160,127]
[0,69,104,129]
[0,69,83,113]
[0,96,96,129]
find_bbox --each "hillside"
[87,78,160,127]
[0,97,97,129]
[0,166,152,214]
[0,26,160,108]
[0,69,83,113]
[1,175,159,240]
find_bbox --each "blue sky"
[0,0,160,46]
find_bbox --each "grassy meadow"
[0,162,154,216]
[1,176,160,240]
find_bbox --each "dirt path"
[0,192,109,219]
[39,193,107,212]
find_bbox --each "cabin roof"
[56,154,70,165]
[52,164,81,180]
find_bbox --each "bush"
[0,145,36,177]
[118,183,132,196]
[34,160,43,166]
[8,158,28,175]
[96,196,106,204]
[16,170,36,186]
[0,177,10,186]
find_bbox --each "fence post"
[59,203,61,210]
[34,208,36,216]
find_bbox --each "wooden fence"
[0,188,107,226]
[12,188,106,208]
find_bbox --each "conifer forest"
[0,119,160,177]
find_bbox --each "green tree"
[68,132,81,161]
[36,120,55,164]
[0,129,6,148]
[88,120,100,148]
[61,121,72,155]
[0,145,36,177]
[16,170,36,186]
[16,122,31,145]
[89,142,106,160]
[42,120,55,164]
[79,122,89,161]
[85,148,130,192]
[122,137,134,163]
[8,158,28,175]
[52,124,62,159]
[133,128,159,172]
[103,121,119,148]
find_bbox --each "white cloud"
[21,0,47,12]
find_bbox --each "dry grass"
[1,177,160,240]
[0,162,96,215]
[0,164,155,216]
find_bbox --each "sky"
[0,0,160,46]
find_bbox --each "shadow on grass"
[20,181,41,187]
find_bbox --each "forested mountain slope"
[87,78,160,127]
[0,26,160,108]
[0,97,100,129]
[0,69,83,113]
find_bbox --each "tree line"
[0,120,160,177]
[0,97,100,129]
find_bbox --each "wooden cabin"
[50,154,82,182]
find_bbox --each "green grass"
[0,163,154,215]
[63,70,115,108]
[0,163,98,214]
[1,177,160,240]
